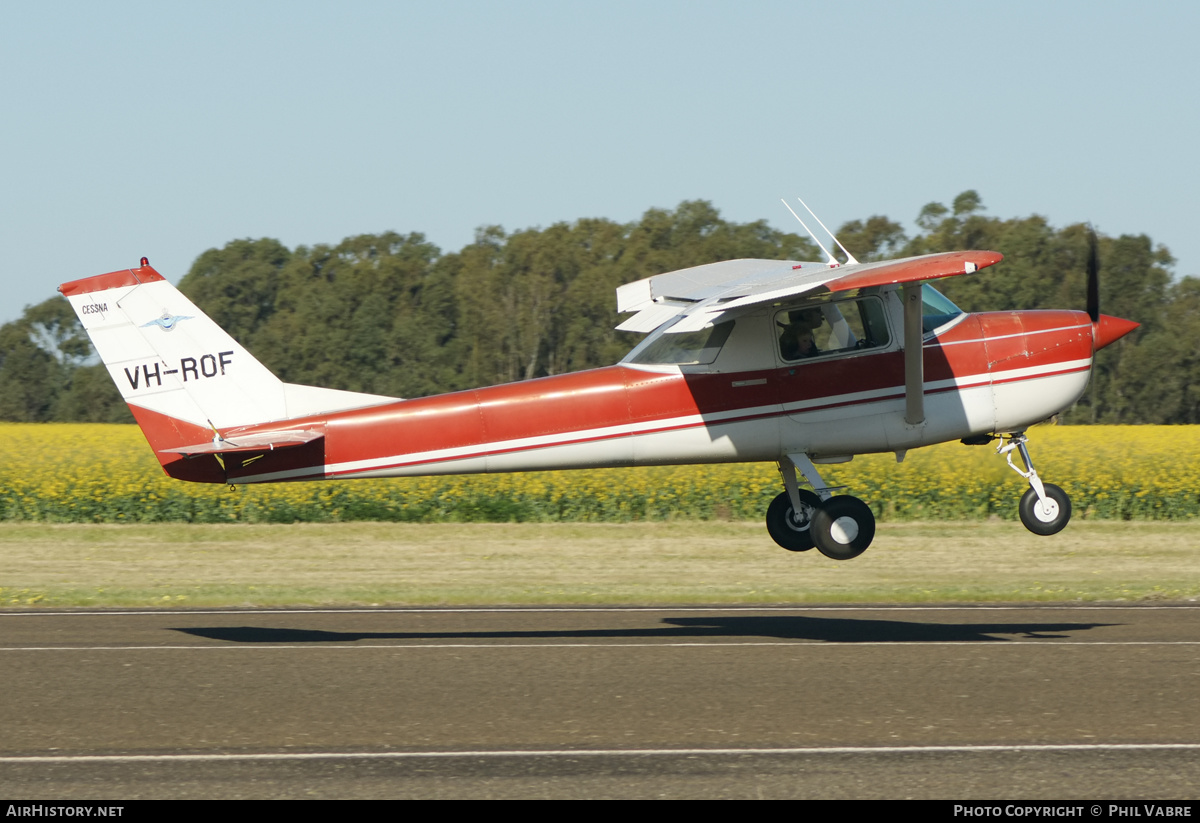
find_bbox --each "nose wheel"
[1018,483,1071,535]
[999,432,1072,536]
[768,455,876,560]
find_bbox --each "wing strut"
[903,282,925,426]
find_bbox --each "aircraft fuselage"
[144,307,1097,486]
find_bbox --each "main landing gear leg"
[766,454,875,560]
[998,431,1072,536]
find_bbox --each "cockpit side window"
[777,296,891,363]
[624,319,735,366]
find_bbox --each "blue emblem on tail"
[142,312,193,332]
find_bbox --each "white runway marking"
[5,743,1200,764]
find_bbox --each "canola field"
[1,423,1196,524]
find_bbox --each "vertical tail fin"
[60,260,396,482]
[60,260,290,433]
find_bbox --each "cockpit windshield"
[921,284,964,333]
[622,319,735,366]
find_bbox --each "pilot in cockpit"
[779,307,825,360]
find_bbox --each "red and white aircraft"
[59,226,1137,560]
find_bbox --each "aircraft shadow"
[171,615,1118,645]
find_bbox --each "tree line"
[1,193,1194,424]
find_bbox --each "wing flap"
[617,258,811,311]
[616,303,690,333]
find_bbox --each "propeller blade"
[1086,228,1100,323]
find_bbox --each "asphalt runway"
[2,605,1200,799]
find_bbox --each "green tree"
[53,364,129,422]
[1100,276,1200,424]
[0,297,113,421]
[834,215,906,262]
[0,315,62,421]
[450,202,821,387]
[177,238,292,353]
[252,232,448,398]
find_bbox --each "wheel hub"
[829,516,859,544]
[1035,499,1060,522]
[789,508,813,529]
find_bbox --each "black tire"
[765,489,822,552]
[811,495,875,560]
[1018,484,1071,536]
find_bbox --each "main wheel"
[811,495,875,560]
[1018,483,1071,536]
[765,489,822,552]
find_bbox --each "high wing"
[616,250,1003,334]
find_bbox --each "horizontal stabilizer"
[160,429,324,456]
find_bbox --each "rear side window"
[625,320,735,366]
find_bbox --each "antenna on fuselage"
[780,199,840,268]
[795,196,860,266]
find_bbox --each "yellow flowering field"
[0,423,1196,523]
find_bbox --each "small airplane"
[59,201,1138,560]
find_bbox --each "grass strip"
[2,521,1198,608]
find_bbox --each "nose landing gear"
[998,432,1072,535]
[769,454,876,560]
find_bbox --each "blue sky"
[3,0,1196,325]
